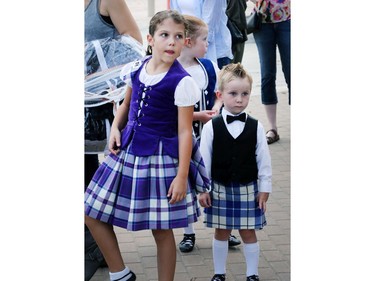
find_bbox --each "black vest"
[211,115,258,185]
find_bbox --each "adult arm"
[101,0,143,44]
[201,0,221,45]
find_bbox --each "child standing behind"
[177,14,241,253]
[84,10,210,281]
[199,63,272,281]
[178,14,222,139]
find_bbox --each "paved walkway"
[91,1,290,280]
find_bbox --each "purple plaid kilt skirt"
[84,140,210,231]
[204,180,267,230]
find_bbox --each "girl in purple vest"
[199,63,272,281]
[84,10,210,281]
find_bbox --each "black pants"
[84,154,106,281]
[231,41,245,64]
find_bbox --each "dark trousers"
[231,42,245,64]
[84,154,106,281]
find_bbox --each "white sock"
[184,223,195,235]
[212,238,228,274]
[109,267,132,281]
[243,242,260,276]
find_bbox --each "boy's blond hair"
[183,14,208,41]
[218,63,253,92]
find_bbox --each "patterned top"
[255,0,291,23]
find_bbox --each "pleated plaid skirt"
[204,181,267,230]
[84,140,210,231]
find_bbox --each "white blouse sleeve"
[174,76,201,107]
[256,121,273,193]
[199,120,214,178]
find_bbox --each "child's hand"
[198,192,211,208]
[167,176,187,204]
[196,110,217,124]
[257,192,269,212]
[108,127,121,155]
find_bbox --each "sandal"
[266,129,280,144]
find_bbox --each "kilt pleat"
[204,181,267,229]
[84,141,208,231]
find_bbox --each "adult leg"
[217,57,232,69]
[254,24,279,143]
[231,42,245,64]
[152,229,176,281]
[264,104,279,143]
[276,19,291,105]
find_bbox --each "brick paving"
[90,1,290,280]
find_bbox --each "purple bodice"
[120,58,190,158]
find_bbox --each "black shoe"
[228,234,241,247]
[211,274,226,281]
[246,275,259,281]
[179,234,196,252]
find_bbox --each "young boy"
[199,63,272,281]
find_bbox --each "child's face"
[217,77,251,115]
[148,18,187,63]
[190,27,208,58]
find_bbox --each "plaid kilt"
[204,180,267,229]
[84,140,210,231]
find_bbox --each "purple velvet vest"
[120,58,190,158]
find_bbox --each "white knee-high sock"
[184,223,195,235]
[243,242,260,276]
[109,267,132,281]
[212,238,228,274]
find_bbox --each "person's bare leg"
[152,229,176,281]
[85,215,125,272]
[264,103,280,144]
[238,229,257,244]
[264,104,277,133]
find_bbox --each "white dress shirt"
[200,108,272,193]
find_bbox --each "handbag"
[227,19,245,44]
[246,0,265,35]
[85,103,114,142]
[84,35,144,153]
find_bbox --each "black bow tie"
[226,113,246,124]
